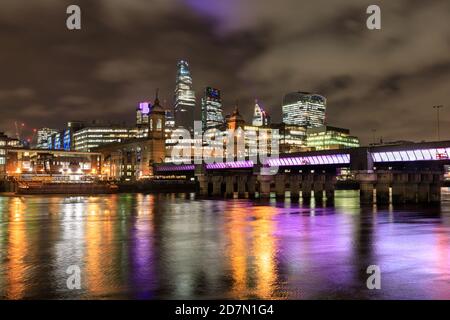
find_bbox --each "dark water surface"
[0,190,449,299]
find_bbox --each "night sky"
[0,0,449,144]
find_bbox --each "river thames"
[0,190,449,300]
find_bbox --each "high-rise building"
[36,128,58,149]
[252,99,271,127]
[282,92,326,128]
[306,125,359,150]
[164,110,175,129]
[201,87,224,131]
[174,60,195,132]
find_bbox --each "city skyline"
[0,0,449,145]
[0,1,450,304]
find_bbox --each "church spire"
[154,88,160,105]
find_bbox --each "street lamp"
[432,105,444,141]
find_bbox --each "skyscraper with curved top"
[282,92,326,128]
[252,99,271,127]
[174,60,196,132]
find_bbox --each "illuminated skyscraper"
[164,110,175,129]
[201,87,224,130]
[282,92,326,128]
[252,99,271,127]
[174,60,196,132]
[36,128,58,149]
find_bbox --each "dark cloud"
[0,0,449,143]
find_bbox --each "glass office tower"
[174,60,196,132]
[201,87,224,131]
[282,92,326,128]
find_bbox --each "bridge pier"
[325,174,336,203]
[275,174,286,199]
[247,175,257,199]
[212,176,223,197]
[430,173,442,203]
[392,172,408,204]
[313,174,325,202]
[357,171,376,204]
[290,175,301,201]
[404,173,420,203]
[376,171,391,205]
[225,176,234,198]
[301,173,313,203]
[258,175,272,199]
[418,173,431,202]
[197,175,209,196]
[237,176,247,198]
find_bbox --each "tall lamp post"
[432,105,444,141]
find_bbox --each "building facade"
[282,92,326,128]
[306,125,360,150]
[97,96,166,180]
[174,60,196,132]
[0,132,21,177]
[136,101,151,127]
[201,87,224,131]
[165,110,175,129]
[73,126,136,152]
[272,123,308,153]
[36,128,58,149]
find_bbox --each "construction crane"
[14,121,20,140]
[14,121,32,144]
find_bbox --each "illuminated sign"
[138,102,151,114]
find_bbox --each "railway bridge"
[155,140,450,204]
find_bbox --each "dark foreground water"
[0,190,449,300]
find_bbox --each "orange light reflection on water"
[5,198,27,299]
[226,203,279,299]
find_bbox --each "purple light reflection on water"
[129,194,157,299]
[0,190,448,299]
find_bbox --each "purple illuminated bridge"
[155,140,450,174]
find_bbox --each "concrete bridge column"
[392,172,408,204]
[429,173,442,203]
[301,174,313,203]
[405,173,420,203]
[247,175,257,199]
[376,171,392,204]
[325,174,336,203]
[237,175,247,198]
[289,175,301,201]
[418,173,432,203]
[258,175,272,199]
[212,176,223,197]
[313,174,325,202]
[198,175,209,196]
[356,171,376,204]
[225,176,234,198]
[275,174,286,199]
